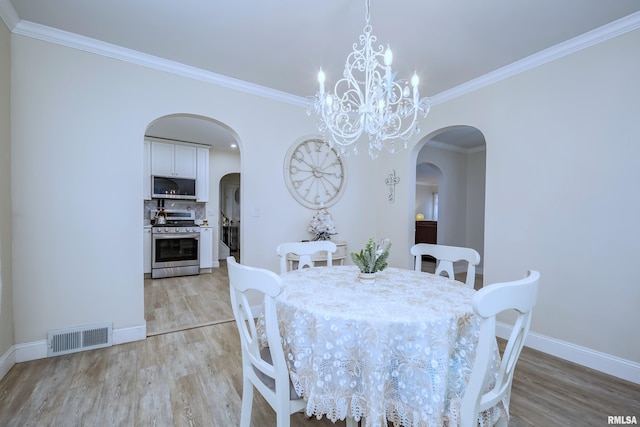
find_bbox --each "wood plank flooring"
[1,321,638,426]
[1,260,638,426]
[145,258,236,336]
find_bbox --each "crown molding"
[11,20,307,108]
[430,11,640,106]
[3,5,640,109]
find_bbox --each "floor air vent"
[47,322,112,357]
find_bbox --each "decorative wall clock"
[284,137,346,209]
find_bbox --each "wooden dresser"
[415,221,437,261]
[415,221,437,244]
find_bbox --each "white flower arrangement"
[308,208,337,241]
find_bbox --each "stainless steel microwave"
[152,176,197,200]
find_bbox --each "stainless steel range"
[151,209,200,279]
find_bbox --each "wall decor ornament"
[284,137,346,209]
[308,207,337,241]
[385,170,400,203]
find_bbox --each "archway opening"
[219,173,241,262]
[143,113,240,336]
[413,126,486,279]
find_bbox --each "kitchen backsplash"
[143,199,206,224]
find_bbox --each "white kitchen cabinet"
[200,226,213,270]
[143,140,151,200]
[174,144,197,178]
[151,141,197,178]
[143,226,152,275]
[196,147,210,202]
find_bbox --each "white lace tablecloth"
[275,266,506,427]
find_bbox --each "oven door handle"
[153,233,200,239]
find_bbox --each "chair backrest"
[226,256,293,410]
[411,243,481,288]
[460,270,540,427]
[276,241,337,274]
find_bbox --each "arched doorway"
[415,162,442,223]
[143,113,240,336]
[413,126,486,276]
[219,173,241,261]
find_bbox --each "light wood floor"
[1,321,638,426]
[1,261,638,426]
[144,252,239,336]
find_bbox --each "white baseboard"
[496,322,640,384]
[0,344,15,380]
[0,323,147,380]
[14,339,48,362]
[113,323,147,345]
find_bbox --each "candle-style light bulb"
[384,46,393,66]
[411,73,419,88]
[318,69,325,94]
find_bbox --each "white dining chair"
[227,256,306,427]
[411,243,481,288]
[276,241,337,275]
[460,270,540,427]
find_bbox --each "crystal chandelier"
[308,0,430,159]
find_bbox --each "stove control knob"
[164,228,169,232]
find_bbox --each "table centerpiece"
[350,238,391,281]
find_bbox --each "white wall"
[465,150,486,264]
[415,183,437,220]
[9,34,377,346]
[398,29,639,364]
[0,18,14,362]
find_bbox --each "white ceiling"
[5,0,640,151]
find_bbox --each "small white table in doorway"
[275,266,506,427]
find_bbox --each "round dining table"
[275,265,506,427]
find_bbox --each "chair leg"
[276,413,290,427]
[274,400,291,427]
[240,379,254,427]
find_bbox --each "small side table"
[286,240,347,271]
